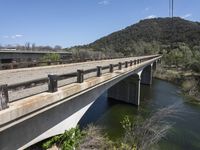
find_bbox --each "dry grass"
[122,105,179,150]
[78,124,113,150]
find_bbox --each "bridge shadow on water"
[78,83,153,130]
[78,80,159,140]
[78,92,114,128]
[78,79,177,142]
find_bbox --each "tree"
[31,43,36,51]
[42,53,61,62]
[25,42,30,50]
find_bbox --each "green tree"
[42,53,61,62]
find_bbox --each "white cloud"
[15,34,23,37]
[98,0,110,5]
[3,35,9,38]
[182,13,192,19]
[3,34,24,39]
[145,7,149,11]
[11,35,16,39]
[146,15,157,19]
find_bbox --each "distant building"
[0,50,72,64]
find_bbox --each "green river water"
[79,79,200,150]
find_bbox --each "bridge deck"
[0,55,157,101]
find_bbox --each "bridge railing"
[0,55,161,111]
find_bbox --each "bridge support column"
[141,65,152,85]
[108,74,141,106]
[153,61,157,71]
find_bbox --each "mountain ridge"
[72,17,200,56]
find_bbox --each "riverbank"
[154,65,200,103]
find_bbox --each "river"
[79,79,200,150]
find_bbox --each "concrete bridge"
[0,55,161,150]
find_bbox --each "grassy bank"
[154,65,200,104]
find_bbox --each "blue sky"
[0,0,199,48]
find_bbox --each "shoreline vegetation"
[154,65,200,104]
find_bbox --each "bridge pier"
[141,65,153,85]
[153,61,157,71]
[108,74,141,106]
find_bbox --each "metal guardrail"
[0,55,161,111]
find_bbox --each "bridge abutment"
[108,74,141,106]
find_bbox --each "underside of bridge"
[108,64,154,106]
[108,74,141,105]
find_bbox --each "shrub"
[42,126,83,150]
[42,53,61,62]
[189,61,200,73]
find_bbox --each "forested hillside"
[69,17,200,72]
[84,17,200,56]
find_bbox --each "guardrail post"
[130,60,133,66]
[118,62,122,70]
[47,61,51,66]
[77,70,84,83]
[134,60,137,65]
[97,66,102,77]
[125,61,128,68]
[0,84,9,110]
[109,64,113,73]
[48,75,58,93]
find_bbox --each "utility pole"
[169,0,174,52]
[169,0,171,17]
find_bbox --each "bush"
[42,127,83,150]
[78,124,114,150]
[41,53,61,62]
[189,61,200,73]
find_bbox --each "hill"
[68,17,200,72]
[78,17,200,56]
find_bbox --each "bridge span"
[0,55,161,150]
